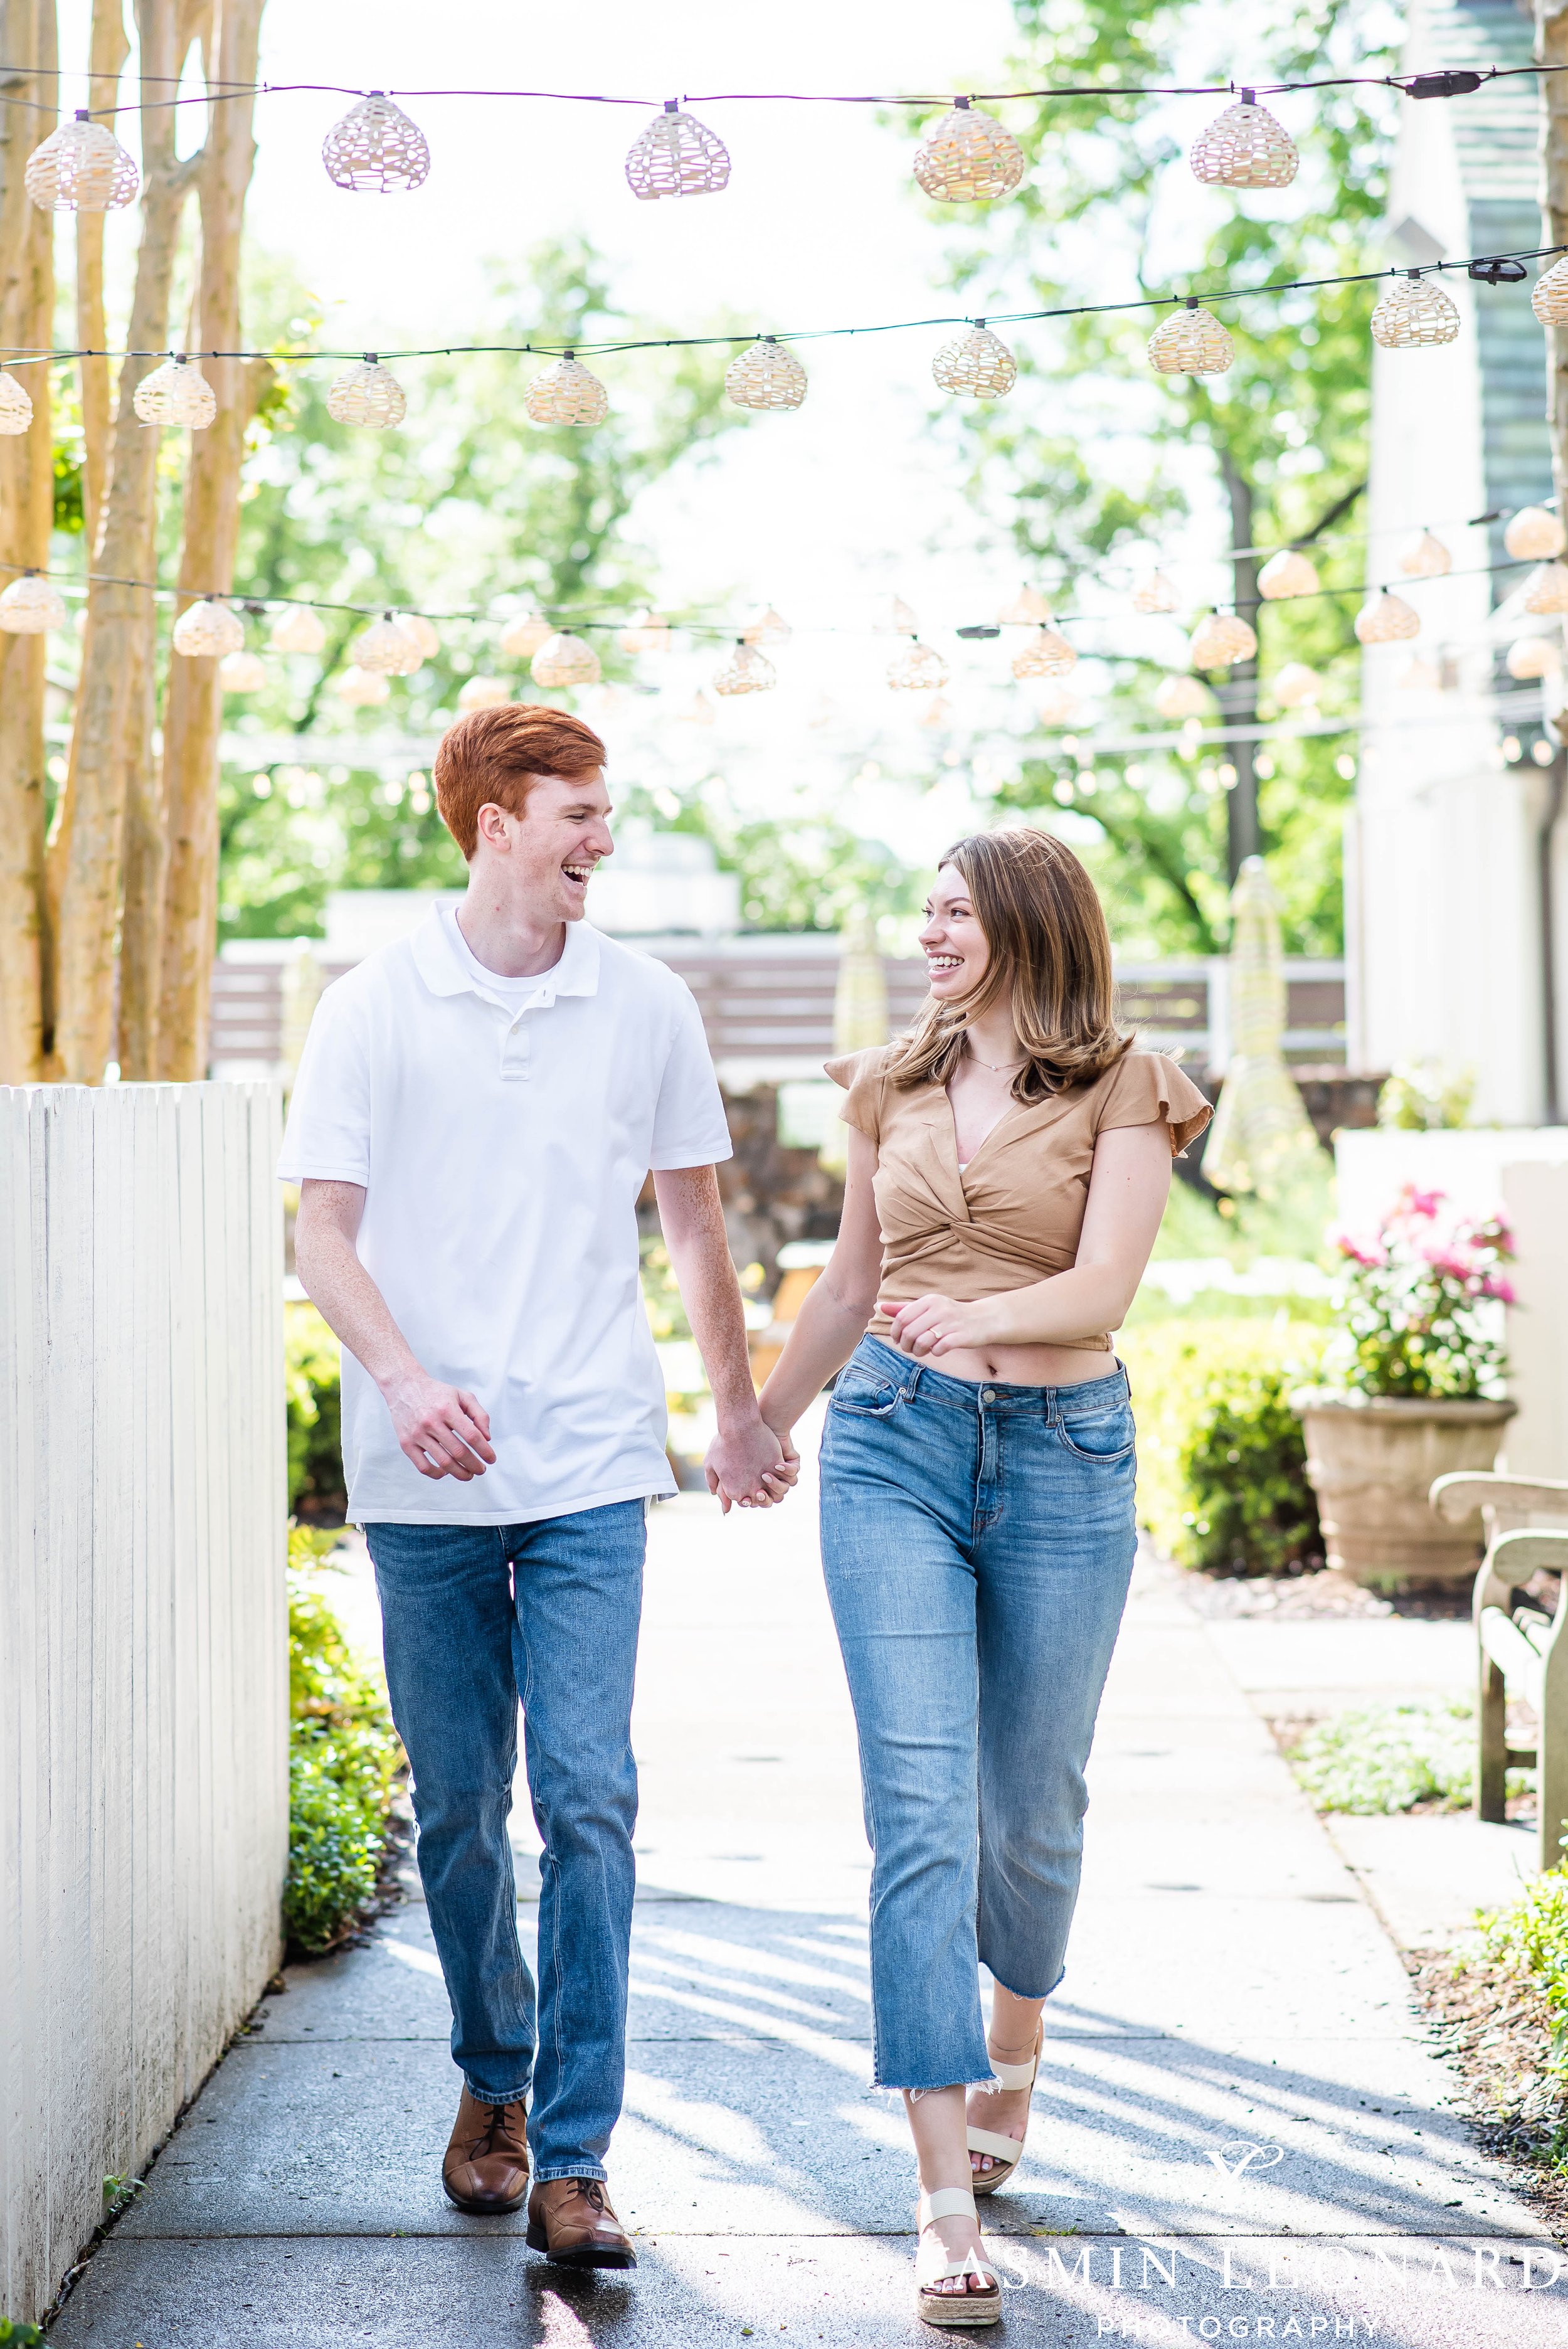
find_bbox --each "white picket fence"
[0,1083,288,2325]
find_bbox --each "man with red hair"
[283,703,792,2270]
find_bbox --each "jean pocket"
[829,1362,906,1418]
[1056,1401,1136,1464]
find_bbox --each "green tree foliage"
[285,1524,403,1954]
[939,0,1392,952]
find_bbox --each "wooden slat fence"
[0,1083,287,2326]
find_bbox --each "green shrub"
[1120,1320,1326,1574]
[285,1524,403,1955]
[1473,1868,1568,2079]
[1288,1700,1476,1813]
[285,1299,345,1520]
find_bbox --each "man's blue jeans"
[364,1500,645,2182]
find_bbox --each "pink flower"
[1481,1276,1517,1305]
[1334,1229,1384,1268]
[1395,1185,1446,1222]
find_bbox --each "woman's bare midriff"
[877,1335,1114,1386]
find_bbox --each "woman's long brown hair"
[885,827,1132,1103]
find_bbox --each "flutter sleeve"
[824,1044,894,1143]
[1094,1049,1214,1159]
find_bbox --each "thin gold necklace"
[966,1039,1027,1073]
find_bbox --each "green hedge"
[286,1525,403,1954]
[1120,1319,1327,1576]
[286,1300,346,1521]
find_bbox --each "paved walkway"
[53,1410,1566,2345]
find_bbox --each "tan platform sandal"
[967,2018,1044,2195]
[915,2186,1002,2328]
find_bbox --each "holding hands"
[705,1416,800,1514]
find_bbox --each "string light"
[911,98,1025,202]
[1153,672,1211,719]
[499,612,553,659]
[134,356,217,428]
[0,371,32,433]
[1398,529,1451,578]
[1507,635,1560,679]
[326,356,407,427]
[889,595,918,634]
[456,674,508,709]
[619,610,670,653]
[1397,655,1441,690]
[1131,571,1180,615]
[1258,548,1319,599]
[1504,505,1566,559]
[532,630,601,687]
[712,639,776,694]
[269,605,327,655]
[1148,300,1233,376]
[0,571,66,632]
[1033,677,1085,725]
[998,586,1051,625]
[1354,589,1420,643]
[322,93,430,193]
[931,323,1017,398]
[25,112,137,211]
[624,102,731,199]
[1523,561,1568,615]
[1189,92,1298,188]
[1532,257,1568,323]
[1271,661,1321,707]
[172,599,244,657]
[337,666,391,707]
[1190,613,1256,669]
[353,613,423,675]
[1011,625,1077,679]
[402,614,441,659]
[918,694,953,727]
[724,336,808,411]
[220,649,267,693]
[677,689,716,725]
[741,606,792,645]
[1371,273,1460,347]
[526,353,610,427]
[887,640,948,689]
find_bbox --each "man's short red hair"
[433,703,607,859]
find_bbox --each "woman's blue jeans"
[364,1500,645,2182]
[819,1337,1137,2092]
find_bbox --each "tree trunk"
[77,0,131,554]
[0,2,57,1083]
[1219,447,1261,884]
[50,0,191,1083]
[1542,0,1568,512]
[154,0,268,1083]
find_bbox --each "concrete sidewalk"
[52,1414,1567,2345]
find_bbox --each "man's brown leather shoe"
[442,2085,531,2215]
[526,2176,637,2269]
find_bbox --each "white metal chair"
[1429,1472,1568,1874]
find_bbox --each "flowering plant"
[1326,1185,1515,1399]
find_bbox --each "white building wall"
[0,1084,289,2325]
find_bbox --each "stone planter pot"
[1292,1394,1517,1587]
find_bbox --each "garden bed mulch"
[1405,1945,1568,2232]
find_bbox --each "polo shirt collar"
[411,906,601,1005]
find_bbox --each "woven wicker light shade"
[327,356,407,428]
[1011,626,1077,680]
[712,640,776,696]
[1131,571,1180,615]
[134,356,217,429]
[1398,655,1441,691]
[532,631,602,688]
[353,614,423,676]
[918,694,953,728]
[998,586,1051,626]
[1507,635,1560,680]
[456,674,509,711]
[1189,613,1256,669]
[26,112,138,210]
[1154,672,1212,719]
[400,615,440,660]
[526,353,610,428]
[219,649,267,694]
[742,606,792,646]
[931,323,1017,399]
[1354,590,1421,645]
[887,640,948,691]
[1370,273,1459,349]
[890,595,918,635]
[1399,530,1451,579]
[1532,257,1568,325]
[724,336,807,412]
[494,612,548,660]
[619,610,670,654]
[1032,678,1084,726]
[1189,93,1298,189]
[172,599,244,659]
[1272,661,1321,708]
[1258,548,1320,600]
[337,667,390,707]
[0,371,34,435]
[1504,506,1567,561]
[1524,562,1568,615]
[269,606,327,655]
[1148,301,1234,378]
[0,571,66,633]
[322,93,430,193]
[677,690,717,726]
[912,98,1025,203]
[625,101,731,199]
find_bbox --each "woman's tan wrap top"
[825,1045,1214,1352]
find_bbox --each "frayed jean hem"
[532,2162,609,2184]
[463,2076,532,2105]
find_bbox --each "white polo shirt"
[278,909,732,1525]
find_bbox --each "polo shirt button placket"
[500,1012,532,1082]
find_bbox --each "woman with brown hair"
[759,829,1209,2326]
